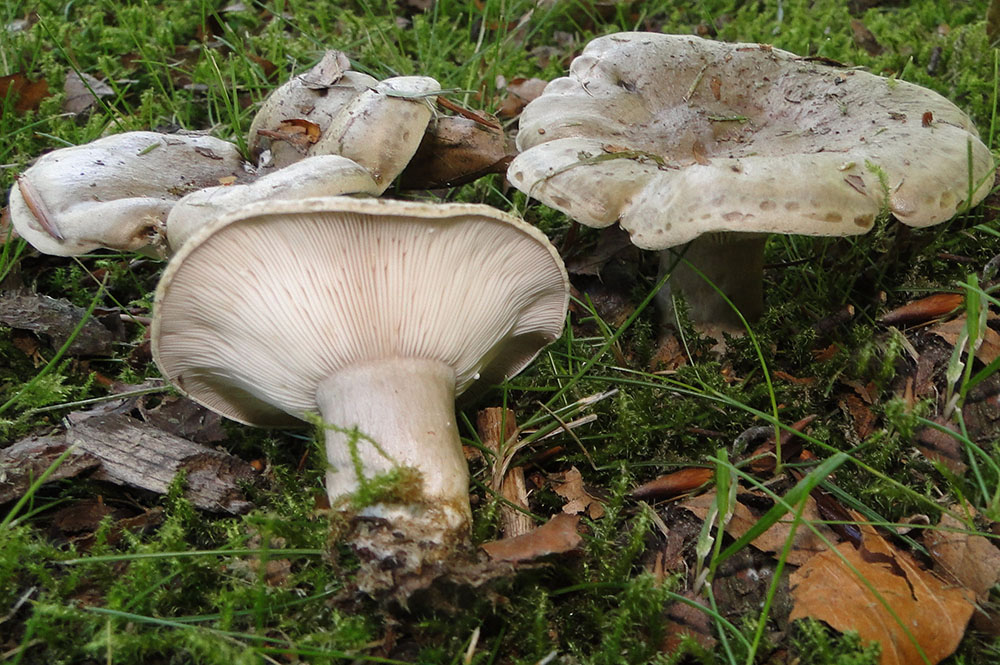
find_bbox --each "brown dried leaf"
[553,466,605,519]
[497,77,547,118]
[842,393,877,440]
[990,0,1000,47]
[790,517,974,665]
[929,314,1000,365]
[256,118,321,151]
[481,513,581,562]
[914,418,968,475]
[926,510,1000,601]
[398,116,508,189]
[138,394,229,444]
[63,70,113,115]
[850,19,884,55]
[681,490,838,566]
[298,51,351,89]
[0,72,50,113]
[881,293,963,326]
[691,139,710,166]
[632,467,713,500]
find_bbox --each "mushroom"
[152,196,568,570]
[248,51,439,192]
[508,33,996,335]
[8,131,251,257]
[165,154,380,251]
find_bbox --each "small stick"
[16,174,64,241]
[436,96,502,130]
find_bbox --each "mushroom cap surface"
[9,131,249,256]
[165,154,380,251]
[152,197,569,427]
[247,52,439,191]
[509,33,996,250]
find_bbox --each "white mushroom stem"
[316,357,471,550]
[657,233,766,336]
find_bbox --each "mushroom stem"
[656,233,766,337]
[316,357,472,553]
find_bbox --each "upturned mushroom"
[248,51,439,192]
[508,33,995,335]
[8,131,251,257]
[152,197,568,571]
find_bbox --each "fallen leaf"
[553,466,605,519]
[926,509,1000,601]
[914,418,968,475]
[662,591,717,652]
[880,293,962,327]
[990,0,1000,47]
[481,513,581,562]
[398,115,509,189]
[138,394,229,444]
[681,490,838,566]
[841,393,877,440]
[298,50,351,89]
[256,118,321,151]
[0,72,50,113]
[63,70,113,115]
[632,467,713,500]
[790,516,975,665]
[929,314,1000,365]
[497,77,547,118]
[691,139,710,165]
[850,19,884,55]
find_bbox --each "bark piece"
[0,290,117,355]
[0,435,100,504]
[66,413,256,513]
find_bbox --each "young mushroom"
[248,51,439,193]
[152,197,568,577]
[508,33,996,336]
[8,131,250,257]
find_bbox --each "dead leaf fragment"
[298,50,351,89]
[554,466,605,519]
[497,77,548,118]
[63,70,113,115]
[914,418,968,475]
[929,314,1000,365]
[632,467,713,500]
[481,513,581,562]
[256,118,322,151]
[0,72,50,113]
[398,115,508,189]
[682,490,837,566]
[881,292,962,326]
[790,517,974,665]
[926,510,1000,601]
[850,19,884,55]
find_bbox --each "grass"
[2,0,1000,663]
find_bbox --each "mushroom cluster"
[508,32,996,334]
[6,51,441,256]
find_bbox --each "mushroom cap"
[8,131,249,256]
[509,32,996,250]
[165,154,380,251]
[152,197,569,427]
[247,52,439,191]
